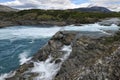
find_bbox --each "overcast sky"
[0,0,119,11]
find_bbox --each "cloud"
[0,0,119,11]
[0,0,77,10]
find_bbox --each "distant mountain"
[71,6,111,12]
[0,5,18,12]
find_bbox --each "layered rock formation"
[55,34,120,80]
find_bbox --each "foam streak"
[31,45,72,80]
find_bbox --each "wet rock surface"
[6,30,120,80]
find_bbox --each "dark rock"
[55,59,62,64]
[55,33,120,80]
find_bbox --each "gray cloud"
[0,0,119,11]
[0,0,77,10]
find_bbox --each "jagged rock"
[55,33,120,80]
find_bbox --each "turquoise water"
[0,38,49,74]
[0,26,61,74]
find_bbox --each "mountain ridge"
[71,6,111,12]
[0,5,18,12]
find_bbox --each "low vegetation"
[0,9,120,24]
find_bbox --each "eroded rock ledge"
[6,31,120,80]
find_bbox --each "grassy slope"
[0,9,120,24]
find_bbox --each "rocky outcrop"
[5,30,120,80]
[0,20,67,28]
[55,35,120,80]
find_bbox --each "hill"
[0,5,18,12]
[71,6,111,12]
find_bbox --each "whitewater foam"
[19,51,32,65]
[0,24,118,40]
[61,45,72,61]
[30,45,72,80]
[31,56,61,80]
[63,23,119,33]
[0,72,16,80]
[0,26,61,40]
[0,73,9,80]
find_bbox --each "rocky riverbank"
[0,20,68,28]
[0,18,120,28]
[4,28,120,80]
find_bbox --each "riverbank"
[0,18,120,29]
[0,20,68,28]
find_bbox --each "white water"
[0,26,61,40]
[0,24,118,40]
[63,23,119,33]
[61,45,72,61]
[0,72,16,80]
[31,45,72,80]
[19,51,32,65]
[31,56,61,80]
[0,23,119,40]
[0,73,8,80]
